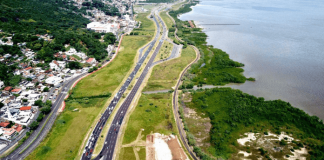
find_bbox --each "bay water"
[179,0,324,119]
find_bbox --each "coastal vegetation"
[170,1,324,159]
[169,2,247,86]
[183,88,324,159]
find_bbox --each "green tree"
[43,87,49,92]
[29,121,39,130]
[40,106,51,114]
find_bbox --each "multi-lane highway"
[81,9,167,160]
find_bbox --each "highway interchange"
[81,8,167,160]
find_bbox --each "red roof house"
[86,58,97,64]
[20,106,32,111]
[4,86,12,91]
[0,122,10,128]
[25,67,33,71]
[11,88,22,94]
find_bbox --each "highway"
[81,9,167,160]
[4,73,87,160]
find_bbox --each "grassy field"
[133,13,156,37]
[26,98,107,160]
[71,36,151,98]
[119,147,137,160]
[160,11,173,29]
[143,46,196,91]
[122,93,177,144]
[26,34,152,160]
[154,41,173,62]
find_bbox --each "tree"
[27,77,32,81]
[43,87,49,92]
[67,61,82,69]
[45,100,52,107]
[0,102,4,109]
[104,32,116,44]
[34,100,43,107]
[29,121,39,130]
[37,114,44,122]
[40,106,51,114]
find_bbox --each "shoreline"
[178,0,324,120]
[170,0,324,159]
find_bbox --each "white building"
[87,22,119,34]
[45,76,63,86]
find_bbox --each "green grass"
[71,35,151,98]
[143,46,196,91]
[71,54,81,60]
[122,93,177,144]
[132,13,156,37]
[138,147,146,160]
[154,41,173,62]
[26,98,107,160]
[118,147,136,160]
[160,11,173,29]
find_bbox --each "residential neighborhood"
[0,0,137,149]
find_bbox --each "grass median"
[143,46,195,91]
[154,40,173,62]
[25,35,151,160]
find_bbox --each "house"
[57,61,66,68]
[1,92,11,100]
[49,60,60,71]
[0,121,10,128]
[86,58,97,65]
[24,67,33,71]
[4,86,12,92]
[62,55,67,60]
[3,54,12,59]
[2,128,16,140]
[11,88,22,94]
[45,76,63,86]
[12,124,23,133]
[14,69,22,76]
[19,106,33,112]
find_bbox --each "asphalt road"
[4,73,87,160]
[81,10,164,160]
[172,46,200,160]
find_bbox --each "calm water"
[179,0,324,119]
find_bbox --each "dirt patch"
[234,132,308,160]
[146,134,155,160]
[183,107,211,148]
[167,135,188,160]
[146,133,188,160]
